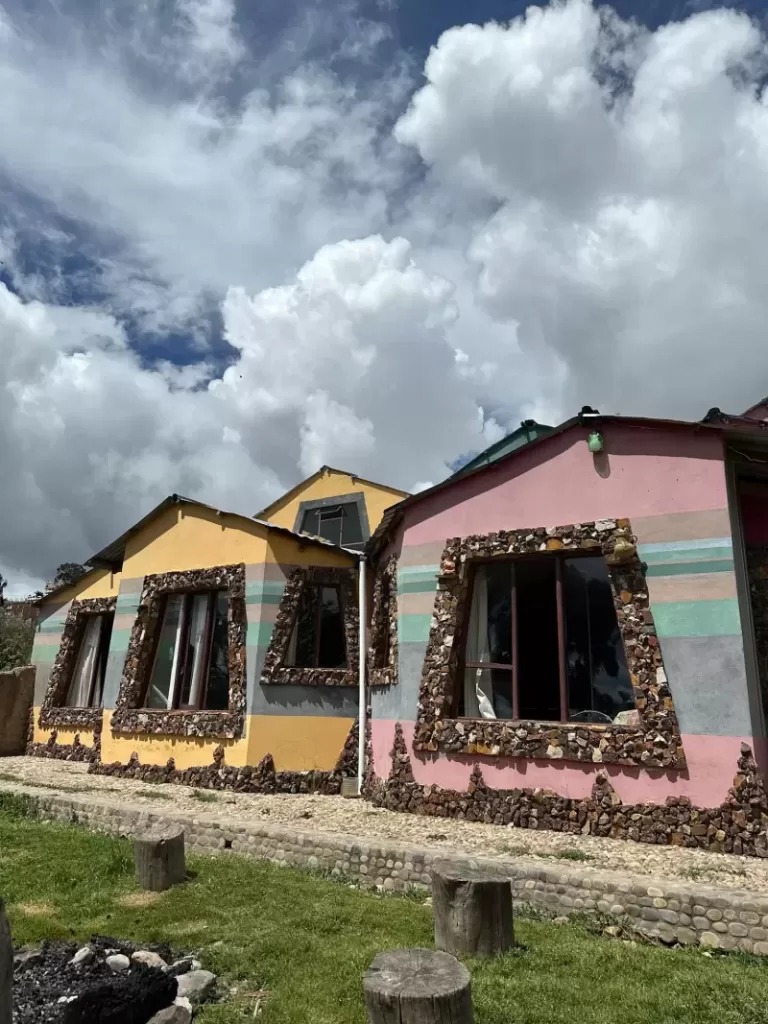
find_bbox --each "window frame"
[293,492,370,551]
[111,562,247,740]
[412,519,686,771]
[39,596,118,730]
[261,565,359,687]
[453,551,633,723]
[141,589,224,712]
[283,581,347,671]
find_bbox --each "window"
[145,591,229,711]
[300,503,364,548]
[285,585,347,668]
[458,556,634,723]
[64,612,114,708]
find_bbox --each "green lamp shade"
[587,431,604,453]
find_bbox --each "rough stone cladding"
[368,555,398,687]
[38,597,117,731]
[261,566,359,687]
[110,564,246,739]
[415,519,686,771]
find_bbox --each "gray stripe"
[662,634,753,737]
[371,641,425,721]
[247,647,359,716]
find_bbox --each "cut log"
[133,825,186,892]
[363,948,472,1024]
[432,864,514,956]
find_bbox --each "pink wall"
[372,721,746,808]
[403,424,727,545]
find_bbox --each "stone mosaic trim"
[747,545,768,724]
[369,724,768,858]
[367,555,398,687]
[111,564,246,739]
[90,718,360,794]
[261,566,359,687]
[13,785,768,955]
[38,597,117,730]
[27,720,102,764]
[414,519,685,770]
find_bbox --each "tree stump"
[432,864,514,956]
[363,948,472,1024]
[133,825,186,892]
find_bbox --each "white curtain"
[463,567,496,719]
[66,616,103,707]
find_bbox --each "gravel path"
[2,756,768,892]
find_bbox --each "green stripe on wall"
[31,644,59,662]
[640,546,733,565]
[399,614,433,644]
[644,559,734,577]
[107,628,133,651]
[246,592,284,606]
[247,621,274,646]
[246,581,286,599]
[652,599,741,638]
[398,579,439,595]
[398,564,440,577]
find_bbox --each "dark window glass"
[205,591,230,710]
[459,554,633,724]
[300,502,364,547]
[286,584,347,669]
[563,557,634,723]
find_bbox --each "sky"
[2,0,768,595]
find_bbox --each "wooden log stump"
[432,864,514,957]
[133,825,186,892]
[364,948,472,1024]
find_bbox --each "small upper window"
[145,591,229,711]
[300,503,364,548]
[458,555,634,723]
[285,584,347,669]
[65,612,114,708]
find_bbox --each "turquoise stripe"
[399,614,433,643]
[645,559,734,577]
[640,546,733,565]
[246,592,284,606]
[398,579,439,595]
[107,628,132,651]
[31,644,59,662]
[653,599,741,638]
[639,537,732,553]
[248,621,274,646]
[398,564,440,577]
[246,580,286,598]
[39,623,65,635]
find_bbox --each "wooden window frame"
[413,520,686,771]
[141,590,223,712]
[453,551,620,724]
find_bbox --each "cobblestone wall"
[7,782,768,955]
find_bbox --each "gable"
[261,467,407,543]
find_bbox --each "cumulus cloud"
[4,0,768,588]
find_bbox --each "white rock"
[147,1006,192,1024]
[176,968,216,1003]
[70,945,95,966]
[106,953,131,972]
[131,950,168,970]
[174,996,193,1011]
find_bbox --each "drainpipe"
[357,555,367,795]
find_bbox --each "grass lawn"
[2,798,768,1024]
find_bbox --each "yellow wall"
[123,505,269,578]
[98,712,353,771]
[263,468,406,535]
[32,719,96,748]
[266,532,357,568]
[38,566,122,620]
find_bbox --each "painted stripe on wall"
[399,542,446,568]
[632,508,731,544]
[399,614,433,644]
[644,559,733,577]
[652,599,741,638]
[647,572,737,604]
[399,592,438,616]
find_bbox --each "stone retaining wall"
[6,782,768,956]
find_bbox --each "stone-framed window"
[293,492,370,551]
[368,555,398,686]
[39,596,117,730]
[415,520,686,770]
[111,564,246,739]
[261,566,359,686]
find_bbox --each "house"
[364,405,768,854]
[29,468,407,788]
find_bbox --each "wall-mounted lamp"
[587,431,604,453]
